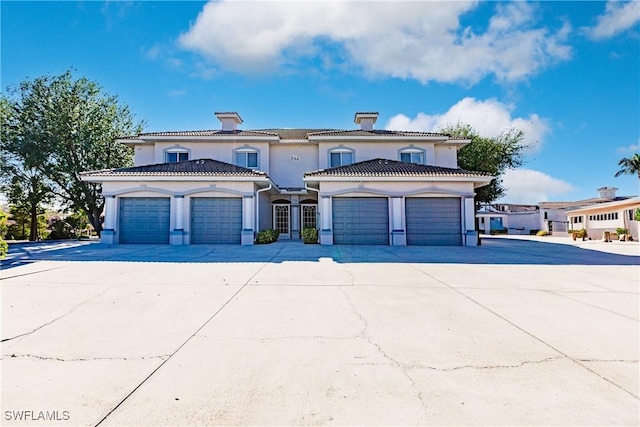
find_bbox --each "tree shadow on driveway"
[1,237,638,273]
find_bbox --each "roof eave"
[80,174,269,183]
[303,175,493,183]
[137,135,279,142]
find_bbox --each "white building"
[81,111,492,246]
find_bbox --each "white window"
[165,149,189,163]
[398,147,426,165]
[329,149,354,167]
[235,150,258,168]
[400,151,424,164]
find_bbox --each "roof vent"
[597,186,618,199]
[215,112,243,131]
[354,112,379,131]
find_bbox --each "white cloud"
[585,1,640,40]
[616,139,640,154]
[178,1,571,83]
[385,97,550,151]
[498,169,574,204]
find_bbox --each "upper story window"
[234,147,259,169]
[399,147,425,165]
[165,148,189,163]
[329,147,354,167]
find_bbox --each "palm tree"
[615,153,640,179]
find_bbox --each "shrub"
[536,230,549,236]
[635,208,640,221]
[255,228,279,244]
[490,228,508,235]
[301,227,318,244]
[47,220,74,240]
[616,227,628,236]
[529,229,540,235]
[576,229,587,238]
[0,237,7,259]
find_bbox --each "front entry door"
[273,204,290,239]
[300,204,317,235]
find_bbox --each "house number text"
[290,156,300,161]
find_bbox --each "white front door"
[273,204,290,239]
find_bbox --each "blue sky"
[2,1,639,204]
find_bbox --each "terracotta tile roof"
[306,129,453,138]
[119,128,464,140]
[131,129,278,138]
[255,129,338,140]
[304,158,491,178]
[81,158,266,177]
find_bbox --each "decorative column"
[175,196,184,230]
[319,196,333,245]
[463,197,478,246]
[170,196,185,245]
[390,197,406,246]
[291,195,300,240]
[241,195,255,245]
[101,195,116,244]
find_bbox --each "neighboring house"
[538,187,633,235]
[80,112,492,246]
[566,197,640,241]
[476,203,540,235]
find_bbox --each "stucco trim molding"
[320,185,475,198]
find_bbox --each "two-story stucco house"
[80,112,492,246]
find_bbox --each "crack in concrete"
[341,265,356,286]
[404,355,566,372]
[1,287,113,343]
[339,286,429,423]
[95,244,288,426]
[401,263,640,401]
[2,353,170,362]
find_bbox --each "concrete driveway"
[1,237,638,426]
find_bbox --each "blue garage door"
[119,197,170,244]
[191,198,242,244]
[332,197,389,245]
[406,197,462,246]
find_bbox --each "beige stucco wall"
[269,144,319,188]
[150,141,271,174]
[316,141,452,169]
[101,180,256,196]
[434,145,459,168]
[133,145,154,165]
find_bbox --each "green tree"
[439,123,528,207]
[0,211,6,259]
[614,153,640,179]
[2,168,52,241]
[0,210,8,238]
[0,70,144,236]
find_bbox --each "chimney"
[597,186,618,199]
[354,112,379,131]
[215,112,243,131]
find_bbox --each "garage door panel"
[119,197,170,244]
[406,197,462,246]
[191,198,242,244]
[333,198,389,245]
